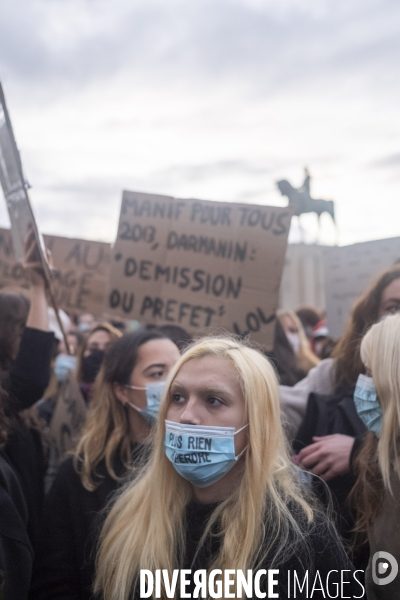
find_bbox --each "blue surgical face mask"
[354,374,382,437]
[54,354,77,382]
[126,381,166,424]
[164,420,248,488]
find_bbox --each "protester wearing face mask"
[30,329,181,600]
[77,312,96,333]
[76,322,121,401]
[285,266,400,572]
[350,315,400,599]
[52,332,81,383]
[38,323,122,492]
[94,336,360,600]
[282,265,400,441]
[37,312,81,420]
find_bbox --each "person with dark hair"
[2,265,55,549]
[281,265,400,440]
[76,322,122,401]
[285,265,400,572]
[0,230,55,598]
[30,328,181,600]
[158,324,192,351]
[0,443,33,600]
[296,305,323,341]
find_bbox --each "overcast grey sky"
[0,0,399,245]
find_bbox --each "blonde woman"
[95,336,361,600]
[30,328,181,600]
[352,314,400,599]
[277,308,320,375]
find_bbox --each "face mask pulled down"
[164,421,248,488]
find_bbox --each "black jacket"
[133,501,365,599]
[293,391,369,572]
[0,448,33,600]
[4,327,55,413]
[30,447,144,600]
[3,327,55,548]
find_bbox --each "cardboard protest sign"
[49,372,87,464]
[0,82,50,279]
[324,237,400,338]
[108,191,294,348]
[44,234,111,315]
[0,227,111,315]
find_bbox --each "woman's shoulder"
[49,445,145,501]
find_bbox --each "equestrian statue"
[276,168,335,224]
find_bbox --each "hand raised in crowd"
[297,434,355,481]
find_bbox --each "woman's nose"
[179,397,201,425]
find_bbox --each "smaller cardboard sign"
[0,227,111,316]
[108,191,294,349]
[49,372,87,464]
[324,237,400,338]
[44,234,111,315]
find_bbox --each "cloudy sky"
[0,0,399,246]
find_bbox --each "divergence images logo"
[372,551,398,586]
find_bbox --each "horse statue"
[276,169,335,223]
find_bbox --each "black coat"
[293,391,369,571]
[30,447,144,600]
[133,501,365,599]
[0,448,33,600]
[3,327,55,547]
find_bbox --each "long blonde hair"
[95,336,318,600]
[360,315,400,490]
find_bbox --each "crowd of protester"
[1,236,400,599]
